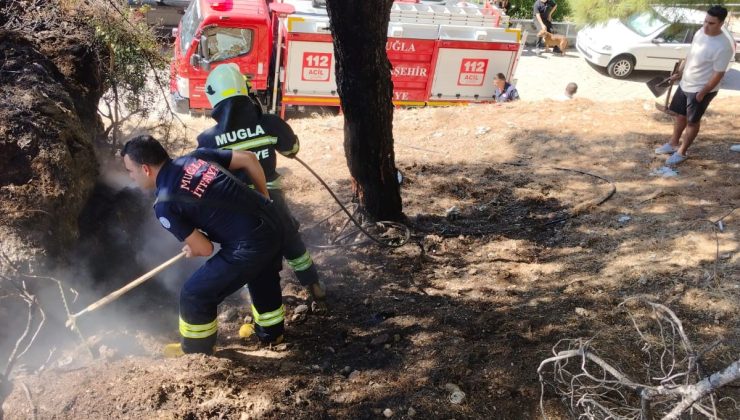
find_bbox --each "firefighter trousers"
[179,220,283,354]
[270,189,319,287]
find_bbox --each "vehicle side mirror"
[190,54,202,68]
[190,54,211,71]
[652,37,665,44]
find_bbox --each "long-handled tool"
[646,76,672,97]
[65,251,186,329]
[648,61,682,112]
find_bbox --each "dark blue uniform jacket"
[196,96,298,186]
[154,149,271,245]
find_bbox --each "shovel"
[65,251,186,329]
[649,61,682,112]
[646,76,672,97]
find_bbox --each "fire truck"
[170,0,525,116]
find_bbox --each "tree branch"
[660,359,740,420]
[539,300,733,419]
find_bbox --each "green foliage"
[79,1,173,150]
[90,2,166,117]
[568,0,729,24]
[505,0,573,21]
[570,0,648,24]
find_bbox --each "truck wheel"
[607,55,635,79]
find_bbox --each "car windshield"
[180,1,202,53]
[204,27,254,62]
[621,10,668,37]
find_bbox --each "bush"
[88,1,168,150]
[567,0,649,24]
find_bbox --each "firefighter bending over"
[197,63,326,308]
[122,135,285,356]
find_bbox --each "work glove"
[279,138,300,159]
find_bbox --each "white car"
[577,7,736,79]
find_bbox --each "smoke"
[0,154,206,373]
[98,164,131,191]
[96,150,202,294]
[97,161,205,293]
[134,203,203,294]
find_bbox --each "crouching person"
[197,63,326,308]
[121,135,285,356]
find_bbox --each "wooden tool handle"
[664,60,682,109]
[69,251,186,320]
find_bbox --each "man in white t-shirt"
[655,5,735,165]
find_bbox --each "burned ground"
[2,95,738,418]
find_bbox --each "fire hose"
[293,156,411,249]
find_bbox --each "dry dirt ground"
[4,96,739,419]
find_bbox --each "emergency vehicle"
[170,0,525,116]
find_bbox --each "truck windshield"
[621,10,668,37]
[180,1,201,53]
[204,27,254,62]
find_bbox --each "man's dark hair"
[707,5,728,22]
[495,73,507,81]
[121,134,170,165]
[566,82,578,95]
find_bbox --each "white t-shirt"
[680,28,735,93]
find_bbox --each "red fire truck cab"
[170,0,282,112]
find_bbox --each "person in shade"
[122,135,285,356]
[196,63,327,310]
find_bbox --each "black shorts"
[668,86,718,123]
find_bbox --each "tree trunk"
[325,0,403,221]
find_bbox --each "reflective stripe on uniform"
[266,177,282,190]
[287,251,313,272]
[179,317,218,339]
[251,304,285,327]
[244,176,282,191]
[221,136,278,151]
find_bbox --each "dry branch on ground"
[538,298,739,419]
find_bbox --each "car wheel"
[607,55,635,79]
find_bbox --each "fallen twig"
[20,382,37,420]
[538,299,737,419]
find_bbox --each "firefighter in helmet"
[122,135,286,356]
[197,63,327,313]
